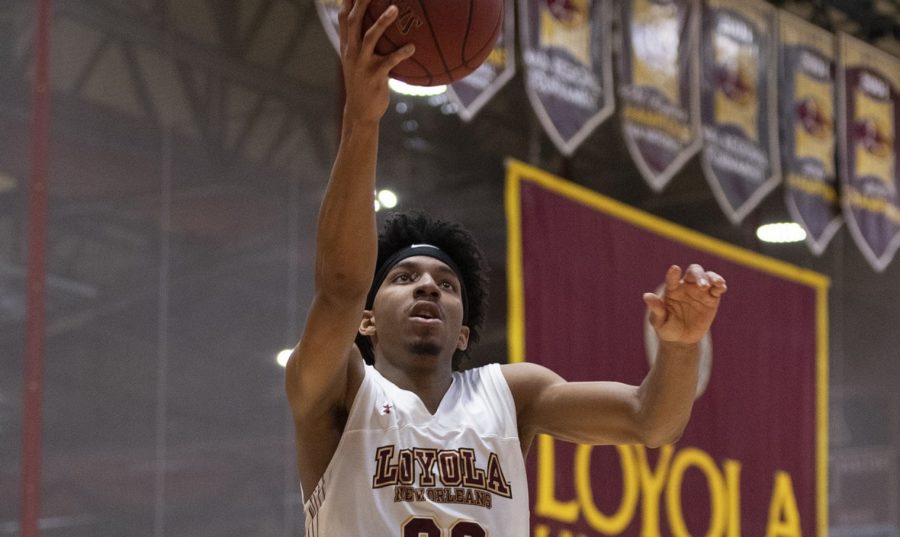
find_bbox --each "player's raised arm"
[504,264,727,451]
[284,0,415,493]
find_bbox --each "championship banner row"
[315,0,900,273]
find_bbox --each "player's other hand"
[338,0,415,125]
[643,264,727,345]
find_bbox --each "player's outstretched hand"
[338,0,415,124]
[643,264,727,345]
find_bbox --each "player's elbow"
[641,427,683,449]
[637,418,688,448]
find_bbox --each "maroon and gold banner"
[700,0,780,223]
[617,0,701,191]
[506,160,828,537]
[838,33,900,273]
[779,12,842,256]
[521,0,615,155]
[448,0,516,121]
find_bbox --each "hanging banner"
[448,0,517,121]
[700,0,780,223]
[506,159,829,537]
[315,0,342,54]
[617,0,701,191]
[838,33,900,273]
[779,11,842,256]
[521,0,614,155]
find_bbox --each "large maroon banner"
[506,160,829,537]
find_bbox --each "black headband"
[366,244,469,323]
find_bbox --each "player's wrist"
[341,109,383,132]
[656,338,700,353]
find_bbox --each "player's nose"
[413,273,440,299]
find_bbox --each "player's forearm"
[315,119,380,297]
[635,341,700,447]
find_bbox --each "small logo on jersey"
[381,403,393,415]
[372,446,512,509]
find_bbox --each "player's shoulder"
[499,361,562,384]
[499,362,565,407]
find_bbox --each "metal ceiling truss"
[24,0,334,175]
[1,0,336,340]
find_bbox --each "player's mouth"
[409,302,442,324]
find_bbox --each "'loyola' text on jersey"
[372,446,513,502]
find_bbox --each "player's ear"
[359,310,376,336]
[456,325,470,351]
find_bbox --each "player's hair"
[356,211,489,370]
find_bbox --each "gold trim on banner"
[504,158,830,537]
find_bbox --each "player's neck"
[374,358,454,414]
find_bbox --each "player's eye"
[393,272,412,283]
[440,280,457,291]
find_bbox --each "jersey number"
[402,517,486,537]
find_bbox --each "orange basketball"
[364,0,504,86]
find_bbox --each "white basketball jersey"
[303,363,530,536]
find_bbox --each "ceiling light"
[756,222,807,243]
[276,349,292,368]
[377,189,398,209]
[388,79,447,97]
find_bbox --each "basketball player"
[286,1,727,535]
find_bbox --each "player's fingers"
[379,43,416,73]
[346,0,371,48]
[706,271,728,298]
[706,271,726,287]
[664,265,682,291]
[362,4,398,55]
[643,292,666,323]
[684,263,709,287]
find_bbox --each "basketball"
[364,0,504,86]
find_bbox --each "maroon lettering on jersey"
[372,445,513,503]
[437,450,463,486]
[397,449,415,485]
[372,445,398,488]
[450,520,487,537]
[485,452,512,498]
[402,517,441,537]
[459,448,487,488]
[413,448,438,486]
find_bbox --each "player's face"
[366,256,469,367]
